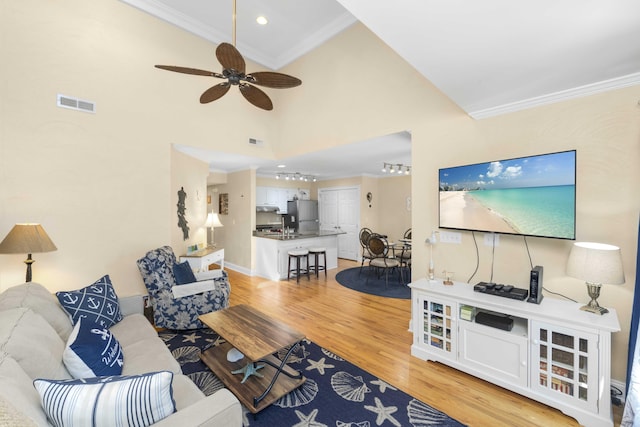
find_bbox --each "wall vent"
[248,138,264,146]
[57,94,96,114]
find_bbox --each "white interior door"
[319,187,360,261]
[319,190,338,231]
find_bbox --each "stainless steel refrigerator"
[284,200,319,234]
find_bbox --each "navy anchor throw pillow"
[57,275,123,328]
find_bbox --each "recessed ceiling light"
[277,164,286,168]
[256,16,268,25]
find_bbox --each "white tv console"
[409,278,621,427]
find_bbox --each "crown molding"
[469,72,640,120]
[119,0,355,70]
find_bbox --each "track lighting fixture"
[275,172,316,182]
[381,163,411,175]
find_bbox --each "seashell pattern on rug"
[408,398,455,425]
[188,370,225,396]
[331,371,371,402]
[322,348,345,361]
[275,378,319,408]
[171,345,201,364]
[276,340,310,364]
[161,328,466,427]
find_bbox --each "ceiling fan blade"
[155,65,223,78]
[216,42,246,74]
[248,71,302,89]
[239,83,273,111]
[200,82,231,104]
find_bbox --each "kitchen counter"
[253,230,345,240]
[253,232,342,280]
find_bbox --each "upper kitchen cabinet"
[256,186,311,214]
[256,187,279,207]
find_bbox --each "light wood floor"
[224,259,623,427]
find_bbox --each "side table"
[180,247,224,272]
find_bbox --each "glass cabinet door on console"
[531,321,599,412]
[418,296,456,361]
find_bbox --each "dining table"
[383,238,411,259]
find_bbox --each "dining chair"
[399,228,412,269]
[403,228,412,239]
[359,228,375,275]
[367,235,403,287]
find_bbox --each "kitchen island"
[253,231,344,280]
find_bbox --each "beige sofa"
[0,282,242,426]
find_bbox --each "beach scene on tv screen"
[439,151,576,239]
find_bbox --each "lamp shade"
[566,242,625,285]
[205,213,223,228]
[0,224,57,254]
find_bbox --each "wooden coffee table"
[199,304,306,413]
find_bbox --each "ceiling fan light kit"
[154,0,301,111]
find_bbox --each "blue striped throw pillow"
[33,371,176,427]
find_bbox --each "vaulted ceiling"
[121,0,640,178]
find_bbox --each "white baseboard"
[223,262,252,277]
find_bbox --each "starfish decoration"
[336,422,370,427]
[370,379,397,393]
[305,357,335,375]
[364,397,400,427]
[292,408,328,427]
[181,332,200,344]
[231,362,264,384]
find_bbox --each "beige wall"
[170,148,209,257]
[412,89,640,381]
[376,175,411,242]
[1,0,638,383]
[214,169,255,273]
[0,0,276,293]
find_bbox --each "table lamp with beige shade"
[205,212,223,247]
[0,223,57,282]
[566,241,625,315]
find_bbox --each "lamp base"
[579,304,609,315]
[580,282,609,315]
[24,254,34,282]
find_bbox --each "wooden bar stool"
[308,247,327,278]
[287,249,310,283]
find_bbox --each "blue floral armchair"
[136,246,230,330]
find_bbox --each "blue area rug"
[159,328,465,427]
[335,266,411,299]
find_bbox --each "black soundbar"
[475,311,514,331]
[474,282,528,301]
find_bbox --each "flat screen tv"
[439,150,576,240]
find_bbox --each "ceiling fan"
[154,0,301,111]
